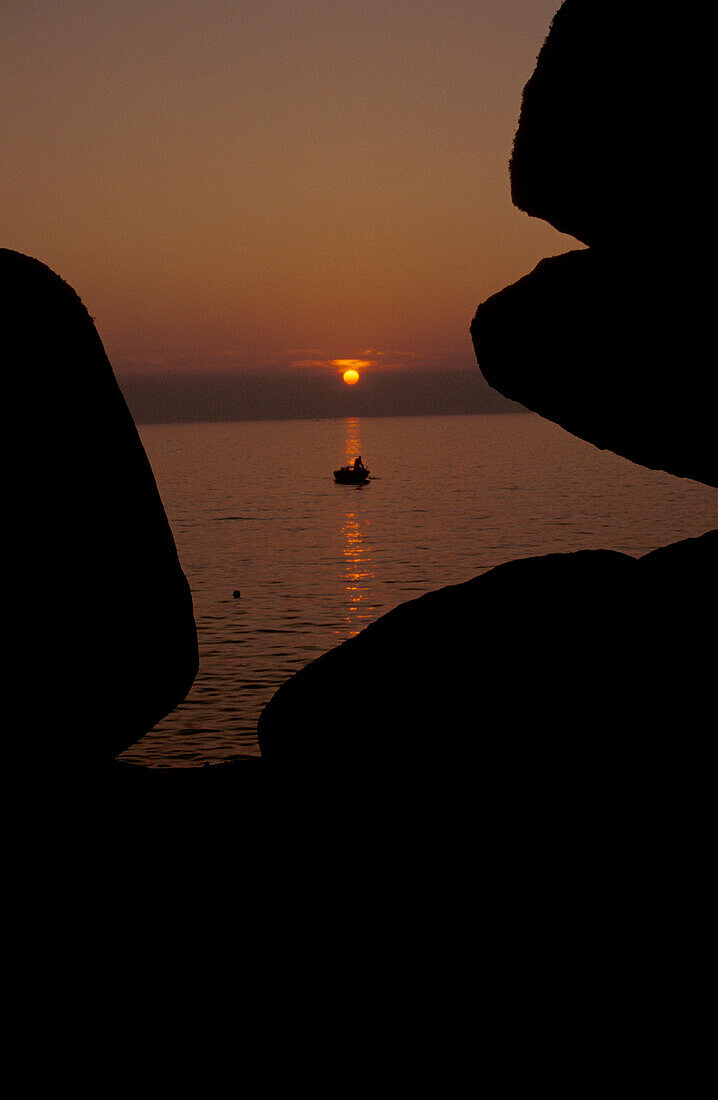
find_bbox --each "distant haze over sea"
[120,367,524,425]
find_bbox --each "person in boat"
[353,455,363,470]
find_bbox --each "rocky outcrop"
[472,1,717,488]
[473,249,717,487]
[258,547,632,774]
[2,248,198,767]
[508,1,702,249]
[258,531,716,776]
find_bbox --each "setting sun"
[342,369,360,385]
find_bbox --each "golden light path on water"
[344,417,361,466]
[341,418,376,636]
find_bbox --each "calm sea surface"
[119,414,717,767]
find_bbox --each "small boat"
[333,457,370,484]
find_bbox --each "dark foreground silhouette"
[472,0,717,488]
[1,248,198,771]
[258,531,716,780]
[19,4,711,1056]
[474,248,717,486]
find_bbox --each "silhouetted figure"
[2,248,198,772]
[354,455,363,470]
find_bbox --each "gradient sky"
[1,0,573,389]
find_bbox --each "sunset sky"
[1,0,574,412]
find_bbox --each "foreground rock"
[2,249,198,766]
[472,1,717,487]
[472,249,717,487]
[258,532,716,781]
[509,1,704,248]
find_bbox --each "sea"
[118,413,717,767]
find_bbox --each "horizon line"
[133,407,531,428]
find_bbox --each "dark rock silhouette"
[473,249,717,487]
[471,1,717,487]
[258,547,633,774]
[2,248,198,766]
[258,531,716,776]
[508,1,701,249]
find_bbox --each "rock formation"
[2,248,198,768]
[508,0,663,248]
[472,0,717,488]
[474,249,717,486]
[258,531,715,778]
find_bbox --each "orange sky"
[1,0,574,381]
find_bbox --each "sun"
[342,369,360,385]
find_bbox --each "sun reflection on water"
[340,418,376,636]
[344,417,361,467]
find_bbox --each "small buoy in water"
[233,590,241,599]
